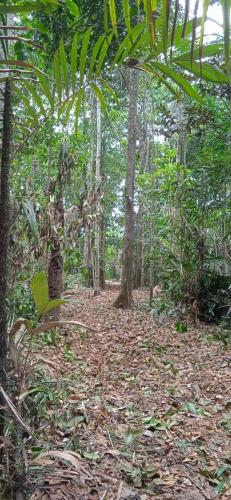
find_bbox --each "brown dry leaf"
[32,450,82,470]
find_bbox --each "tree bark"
[83,91,95,286]
[93,96,102,296]
[114,69,139,308]
[0,79,12,451]
[47,143,66,319]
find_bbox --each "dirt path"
[30,288,231,500]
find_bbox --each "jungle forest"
[0,0,231,498]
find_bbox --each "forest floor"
[29,285,231,500]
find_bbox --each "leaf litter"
[27,287,231,499]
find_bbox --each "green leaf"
[66,0,79,16]
[123,0,131,38]
[143,0,156,49]
[0,1,58,14]
[31,272,49,317]
[23,80,46,116]
[16,90,39,125]
[31,272,66,318]
[109,0,117,37]
[88,34,105,79]
[175,43,224,62]
[64,95,76,125]
[59,38,69,96]
[95,34,113,77]
[71,33,78,91]
[42,298,66,316]
[114,22,146,65]
[54,49,62,101]
[175,60,230,84]
[79,28,92,84]
[152,61,204,103]
[38,74,54,107]
[175,321,187,333]
[160,0,170,60]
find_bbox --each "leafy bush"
[8,282,37,324]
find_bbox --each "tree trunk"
[114,69,139,308]
[47,143,66,319]
[93,96,102,296]
[83,91,95,286]
[0,79,12,452]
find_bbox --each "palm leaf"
[152,61,204,103]
[88,34,105,79]
[109,0,118,37]
[54,49,62,101]
[71,33,78,91]
[175,60,230,83]
[59,38,69,97]
[79,28,92,84]
[95,33,113,76]
[23,80,46,116]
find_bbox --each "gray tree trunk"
[114,69,139,308]
[0,79,12,454]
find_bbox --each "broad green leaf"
[88,34,105,79]
[66,0,79,16]
[152,61,204,103]
[0,1,58,14]
[31,272,49,317]
[42,298,66,316]
[99,78,118,102]
[175,43,224,61]
[109,0,117,37]
[114,22,145,64]
[79,28,92,84]
[23,81,46,116]
[54,49,62,101]
[71,33,78,91]
[104,0,108,32]
[17,91,39,125]
[59,38,69,96]
[143,0,156,49]
[95,33,113,76]
[160,0,170,60]
[123,0,131,38]
[175,60,230,84]
[64,95,76,125]
[38,75,54,108]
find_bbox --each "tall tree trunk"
[47,143,66,319]
[0,79,12,452]
[135,86,149,288]
[83,91,95,286]
[114,69,139,308]
[93,96,102,296]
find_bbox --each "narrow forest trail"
[30,287,231,500]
